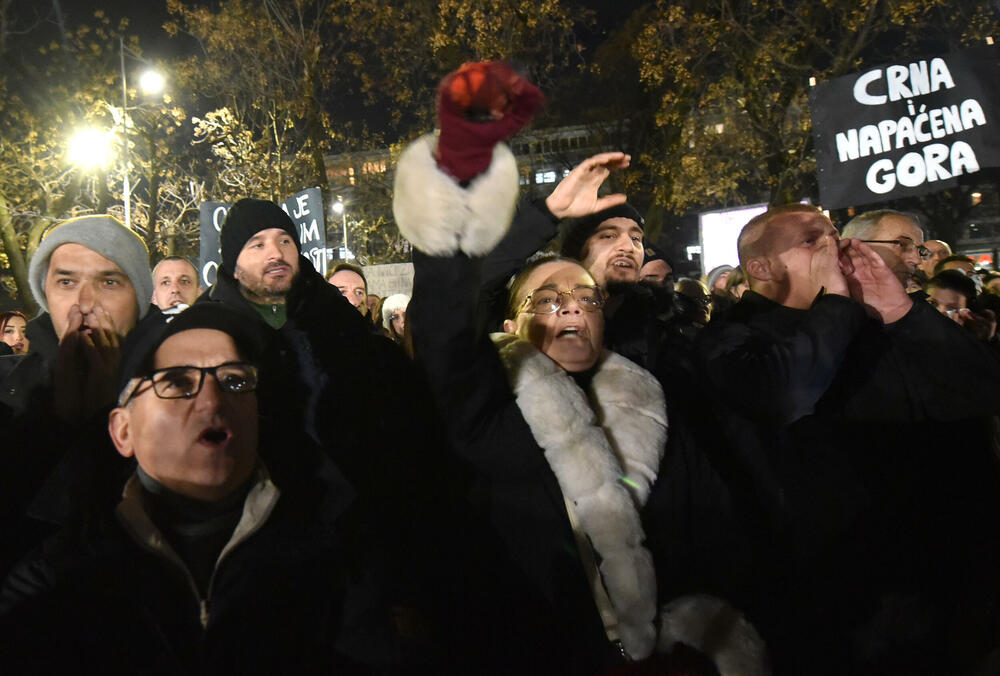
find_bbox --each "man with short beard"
[200,198,466,662]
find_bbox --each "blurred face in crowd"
[504,261,605,373]
[234,229,299,304]
[152,259,199,309]
[109,329,259,502]
[45,243,139,340]
[985,276,1000,296]
[864,214,924,285]
[367,294,380,315]
[675,278,711,325]
[940,258,976,275]
[581,218,644,285]
[2,315,29,354]
[389,308,406,338]
[640,259,673,286]
[329,269,367,315]
[742,210,841,310]
[927,286,968,319]
[711,271,731,292]
[919,239,952,277]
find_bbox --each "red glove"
[435,61,544,182]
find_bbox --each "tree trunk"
[0,193,39,315]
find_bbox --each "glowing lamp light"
[139,69,165,96]
[68,128,112,168]
[332,200,345,215]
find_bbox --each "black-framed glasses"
[859,239,932,260]
[119,362,258,406]
[517,285,605,315]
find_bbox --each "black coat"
[410,251,667,673]
[199,258,491,670]
[0,443,371,675]
[696,290,1000,674]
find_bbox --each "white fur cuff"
[392,133,519,257]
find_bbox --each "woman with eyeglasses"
[395,61,682,671]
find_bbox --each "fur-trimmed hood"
[490,332,667,660]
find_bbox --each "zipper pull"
[200,599,209,629]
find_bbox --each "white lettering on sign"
[865,142,980,194]
[202,260,218,287]
[835,100,986,161]
[300,218,320,244]
[292,193,310,219]
[212,206,228,232]
[852,58,956,105]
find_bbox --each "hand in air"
[545,152,631,220]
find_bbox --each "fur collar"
[490,333,667,660]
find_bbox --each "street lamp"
[139,69,165,96]
[119,37,166,229]
[332,197,353,260]
[68,128,112,168]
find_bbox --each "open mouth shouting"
[198,425,233,450]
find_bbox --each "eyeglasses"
[517,285,605,315]
[119,362,258,406]
[859,239,932,260]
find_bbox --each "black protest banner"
[810,45,1000,208]
[197,188,328,287]
[282,187,327,276]
[198,201,229,288]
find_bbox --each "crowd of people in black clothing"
[2,62,1000,675]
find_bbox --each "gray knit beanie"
[29,215,153,320]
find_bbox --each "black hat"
[220,198,300,274]
[559,203,645,261]
[116,304,271,404]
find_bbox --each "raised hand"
[544,152,631,220]
[842,239,913,323]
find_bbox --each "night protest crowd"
[2,62,1000,676]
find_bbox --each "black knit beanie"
[116,303,271,405]
[220,198,300,274]
[559,203,645,261]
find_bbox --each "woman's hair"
[505,254,589,320]
[0,310,27,336]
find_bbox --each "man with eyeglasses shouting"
[841,209,930,287]
[0,303,382,672]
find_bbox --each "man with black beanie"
[200,197,472,668]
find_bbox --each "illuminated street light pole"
[332,197,353,260]
[119,38,165,229]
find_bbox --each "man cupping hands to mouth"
[25,215,152,423]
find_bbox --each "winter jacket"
[0,448,377,674]
[410,251,673,672]
[696,289,1000,674]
